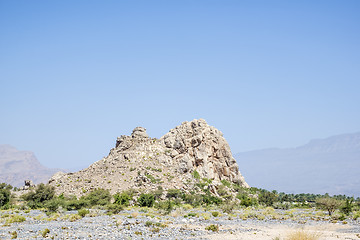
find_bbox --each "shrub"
[65,198,88,210]
[241,196,258,207]
[167,189,182,199]
[211,211,219,217]
[68,214,82,222]
[202,212,211,220]
[0,188,11,208]
[10,231,17,239]
[78,209,89,217]
[155,199,173,214]
[0,183,12,209]
[221,179,231,187]
[186,212,197,218]
[273,201,291,210]
[81,188,111,206]
[182,204,193,210]
[152,187,164,200]
[6,214,26,224]
[106,203,124,214]
[21,183,55,209]
[0,183,12,190]
[221,201,237,213]
[114,192,131,206]
[192,170,200,179]
[41,228,50,238]
[202,194,222,205]
[145,220,167,231]
[217,185,228,197]
[182,194,203,207]
[145,173,161,183]
[340,198,353,215]
[145,220,154,227]
[351,211,360,221]
[205,224,219,232]
[232,183,247,192]
[44,198,64,212]
[286,230,320,240]
[236,192,258,207]
[138,193,155,207]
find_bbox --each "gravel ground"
[1,208,359,240]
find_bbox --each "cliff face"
[50,119,248,197]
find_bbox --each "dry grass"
[131,211,139,218]
[286,230,320,240]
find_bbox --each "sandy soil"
[186,222,360,240]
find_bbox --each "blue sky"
[1,1,359,169]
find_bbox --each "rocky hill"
[235,132,360,197]
[49,119,248,197]
[0,145,61,187]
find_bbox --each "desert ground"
[1,207,359,240]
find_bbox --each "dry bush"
[131,211,139,218]
[286,230,320,240]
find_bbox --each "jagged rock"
[131,127,149,139]
[22,180,35,190]
[48,172,67,184]
[49,119,248,197]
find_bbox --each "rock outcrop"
[50,119,248,197]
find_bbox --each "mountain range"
[0,144,62,187]
[235,132,360,197]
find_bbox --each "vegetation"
[258,191,278,207]
[192,170,200,179]
[0,179,358,227]
[113,192,131,206]
[107,203,124,214]
[205,224,219,232]
[80,188,111,206]
[286,230,320,240]
[21,183,55,209]
[316,197,342,216]
[155,199,174,214]
[0,183,12,208]
[166,189,182,199]
[78,209,89,217]
[10,231,17,239]
[41,228,50,238]
[5,214,26,224]
[138,193,155,207]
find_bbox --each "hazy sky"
[1,1,359,169]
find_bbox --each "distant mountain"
[235,132,360,197]
[0,145,63,187]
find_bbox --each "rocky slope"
[49,119,248,197]
[0,145,61,187]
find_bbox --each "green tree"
[340,198,354,215]
[258,191,277,207]
[316,197,342,216]
[22,183,55,208]
[0,188,11,208]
